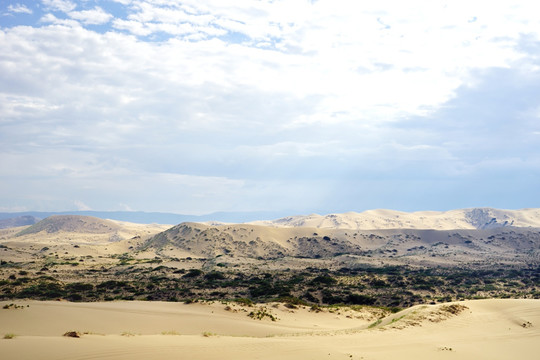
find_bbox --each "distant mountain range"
[0,210,289,227]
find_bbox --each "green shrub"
[347,293,376,305]
[234,298,254,306]
[248,308,277,321]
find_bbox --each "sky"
[1,0,539,216]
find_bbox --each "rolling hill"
[16,215,122,236]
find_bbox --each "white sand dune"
[1,299,538,360]
[251,208,540,230]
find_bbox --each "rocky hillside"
[142,221,540,266]
[142,222,353,259]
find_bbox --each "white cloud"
[0,205,29,212]
[69,7,113,25]
[4,2,539,132]
[7,4,33,14]
[111,0,132,5]
[41,0,76,13]
[2,0,540,213]
[98,1,540,126]
[118,203,134,211]
[112,19,152,36]
[40,12,81,27]
[74,200,92,211]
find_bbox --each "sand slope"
[1,299,538,360]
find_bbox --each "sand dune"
[4,215,171,245]
[252,208,540,230]
[1,299,538,360]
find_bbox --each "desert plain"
[0,208,539,359]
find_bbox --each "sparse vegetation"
[0,262,538,308]
[3,303,26,309]
[368,319,382,328]
[161,330,181,335]
[248,307,277,321]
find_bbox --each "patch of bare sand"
[1,299,538,360]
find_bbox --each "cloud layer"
[1,0,539,215]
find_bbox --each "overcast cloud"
[1,0,539,215]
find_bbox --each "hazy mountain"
[0,210,290,225]
[0,215,40,229]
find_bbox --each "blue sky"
[1,0,539,216]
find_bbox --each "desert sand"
[1,212,539,359]
[1,299,538,360]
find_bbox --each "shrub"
[161,330,181,335]
[347,294,376,305]
[16,282,65,299]
[96,280,127,289]
[66,283,94,292]
[310,275,337,285]
[234,298,254,306]
[68,293,83,301]
[248,307,277,321]
[183,269,203,278]
[63,331,81,338]
[277,296,308,307]
[204,271,226,281]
